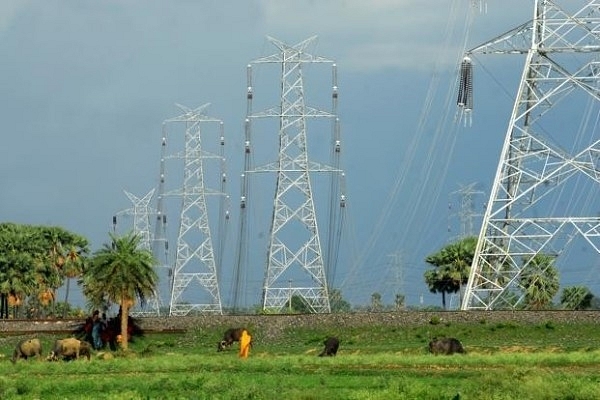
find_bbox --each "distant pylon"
[113,189,161,317]
[238,36,345,313]
[448,183,484,240]
[162,103,227,316]
[462,1,600,310]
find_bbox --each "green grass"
[0,320,599,399]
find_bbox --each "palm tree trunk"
[2,294,7,319]
[120,299,130,350]
[62,278,71,318]
[52,289,56,317]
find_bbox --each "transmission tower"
[160,103,227,316]
[448,182,484,240]
[236,36,345,313]
[386,252,405,310]
[113,189,161,316]
[462,1,600,310]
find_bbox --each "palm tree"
[61,244,87,317]
[0,223,46,318]
[0,223,90,319]
[370,292,383,312]
[39,226,89,316]
[82,232,158,349]
[424,268,455,310]
[519,254,560,310]
[424,236,476,309]
[560,286,593,310]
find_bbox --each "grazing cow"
[47,338,92,361]
[318,336,340,357]
[217,328,250,352]
[11,338,42,364]
[429,337,465,355]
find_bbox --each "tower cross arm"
[249,106,335,119]
[251,35,334,64]
[468,5,600,56]
[164,103,222,123]
[467,21,533,55]
[251,160,342,173]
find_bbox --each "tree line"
[424,236,596,310]
[0,223,157,350]
[2,221,594,344]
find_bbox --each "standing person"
[239,329,252,359]
[91,310,103,350]
[101,312,108,330]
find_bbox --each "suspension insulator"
[457,56,473,111]
[112,215,117,226]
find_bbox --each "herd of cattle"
[11,337,91,363]
[9,327,465,362]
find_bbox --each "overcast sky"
[0,1,538,309]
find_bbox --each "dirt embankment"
[0,310,598,339]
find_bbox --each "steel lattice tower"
[162,103,226,316]
[239,36,343,313]
[113,189,161,317]
[462,0,600,310]
[449,183,484,240]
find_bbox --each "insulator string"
[457,56,473,126]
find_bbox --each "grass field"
[0,319,599,399]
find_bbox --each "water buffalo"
[217,328,251,352]
[318,336,340,357]
[429,337,465,355]
[11,338,42,363]
[47,338,92,361]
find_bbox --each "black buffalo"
[428,337,465,355]
[217,328,250,352]
[318,336,339,357]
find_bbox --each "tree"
[560,286,593,310]
[82,232,158,350]
[424,236,476,309]
[370,292,383,312]
[61,244,88,317]
[0,223,88,319]
[329,288,351,313]
[0,224,45,317]
[394,293,405,310]
[519,254,560,310]
[287,295,311,313]
[38,226,89,317]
